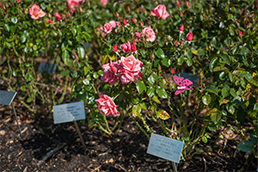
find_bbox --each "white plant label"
[53,101,85,124]
[147,133,184,163]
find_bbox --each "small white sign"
[147,133,184,163]
[53,101,85,124]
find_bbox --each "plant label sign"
[0,90,17,106]
[53,101,85,124]
[147,133,184,163]
[38,62,57,75]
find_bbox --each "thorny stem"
[158,118,171,138]
[129,114,150,139]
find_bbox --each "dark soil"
[0,98,257,172]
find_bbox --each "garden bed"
[0,96,256,171]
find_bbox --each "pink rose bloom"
[141,26,156,42]
[100,0,108,6]
[28,4,46,20]
[101,21,120,34]
[186,32,193,41]
[95,95,119,117]
[120,41,131,54]
[101,61,120,86]
[179,24,184,31]
[151,5,170,20]
[54,12,61,21]
[134,32,142,42]
[131,42,137,52]
[118,55,143,84]
[47,20,54,24]
[67,0,85,13]
[238,30,243,37]
[17,0,20,3]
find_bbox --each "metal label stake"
[0,90,22,137]
[74,121,87,150]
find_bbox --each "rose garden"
[0,0,257,171]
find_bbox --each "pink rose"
[120,41,131,54]
[118,55,143,84]
[186,32,193,41]
[100,0,108,6]
[141,26,156,42]
[101,21,120,34]
[131,42,137,52]
[95,95,119,117]
[151,5,170,20]
[28,4,46,20]
[179,24,184,32]
[47,20,54,24]
[67,0,85,13]
[54,12,61,21]
[113,44,118,52]
[17,0,20,3]
[134,32,142,42]
[238,30,243,37]
[101,61,120,86]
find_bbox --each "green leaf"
[4,24,10,32]
[132,105,141,117]
[72,27,77,36]
[147,87,155,98]
[202,136,208,143]
[136,80,146,95]
[209,57,218,72]
[207,85,218,95]
[71,71,78,78]
[139,49,146,57]
[178,56,184,65]
[26,97,33,103]
[248,79,258,87]
[156,87,167,99]
[230,89,237,98]
[11,16,18,24]
[226,104,235,114]
[222,87,229,98]
[152,95,161,104]
[254,103,258,111]
[212,37,218,48]
[155,48,165,58]
[147,75,155,85]
[202,94,211,105]
[77,46,85,58]
[62,50,72,66]
[185,56,192,66]
[210,111,221,124]
[221,54,230,65]
[237,141,254,152]
[250,134,258,144]
[60,70,70,76]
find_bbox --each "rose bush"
[1,0,257,160]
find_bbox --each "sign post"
[53,101,86,150]
[0,90,22,137]
[147,133,184,172]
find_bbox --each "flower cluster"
[101,55,143,85]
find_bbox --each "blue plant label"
[147,133,184,163]
[179,72,200,86]
[38,62,57,75]
[0,90,17,106]
[53,101,85,124]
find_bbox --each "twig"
[203,157,207,172]
[37,143,66,166]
